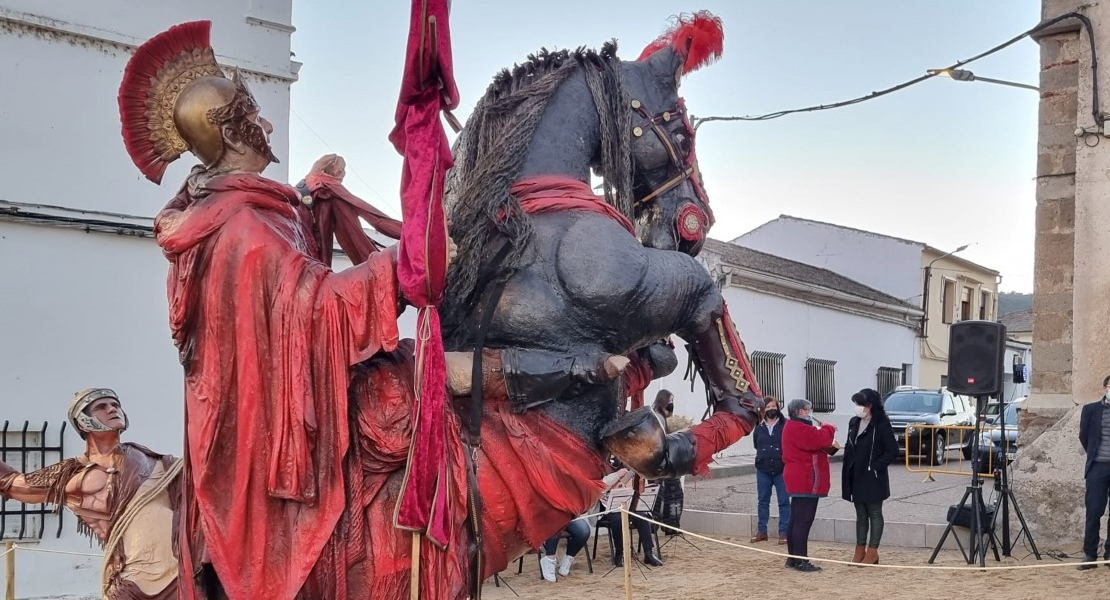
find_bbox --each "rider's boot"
[604,303,763,479]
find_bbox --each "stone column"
[1015,0,1110,549]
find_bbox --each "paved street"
[686,462,981,525]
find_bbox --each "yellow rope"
[619,508,1108,571]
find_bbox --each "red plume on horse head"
[637,11,724,74]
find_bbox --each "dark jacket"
[841,416,898,504]
[753,419,786,474]
[1079,398,1110,478]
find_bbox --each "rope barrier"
[617,507,1110,571]
[570,506,619,523]
[0,544,100,558]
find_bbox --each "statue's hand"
[603,355,631,380]
[445,351,473,396]
[308,153,347,182]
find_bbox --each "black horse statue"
[427,12,766,583]
[442,13,762,477]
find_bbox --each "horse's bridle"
[630,97,715,244]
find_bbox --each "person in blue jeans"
[751,396,790,544]
[540,519,591,581]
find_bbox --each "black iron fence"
[1,421,67,540]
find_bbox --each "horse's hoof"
[602,408,666,476]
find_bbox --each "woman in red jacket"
[781,398,837,572]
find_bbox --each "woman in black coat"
[842,388,898,564]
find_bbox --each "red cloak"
[154,173,399,600]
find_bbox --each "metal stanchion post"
[622,502,633,600]
[5,541,14,600]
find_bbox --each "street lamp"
[920,244,971,338]
[926,69,1039,93]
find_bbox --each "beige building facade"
[919,247,1001,389]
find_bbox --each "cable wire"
[694,12,1100,129]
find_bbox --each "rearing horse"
[442,13,763,484]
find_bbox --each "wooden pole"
[621,502,632,600]
[410,533,421,600]
[5,541,14,600]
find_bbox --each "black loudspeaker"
[947,320,1007,397]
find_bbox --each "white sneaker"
[539,555,557,582]
[557,554,576,576]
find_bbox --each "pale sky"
[288,1,1041,293]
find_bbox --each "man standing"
[1078,375,1110,570]
[751,396,789,545]
[0,389,181,599]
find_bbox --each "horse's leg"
[599,248,764,478]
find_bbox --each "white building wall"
[0,2,298,597]
[650,285,920,457]
[736,218,924,302]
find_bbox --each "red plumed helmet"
[637,11,724,74]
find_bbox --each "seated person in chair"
[598,464,665,568]
[539,519,591,581]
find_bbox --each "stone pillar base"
[1011,404,1086,549]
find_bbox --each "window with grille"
[1,422,66,540]
[750,351,785,400]
[876,366,903,397]
[805,358,837,413]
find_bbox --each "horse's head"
[622,12,722,256]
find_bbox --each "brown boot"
[852,545,866,563]
[862,547,879,564]
[685,307,764,427]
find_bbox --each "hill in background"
[998,292,1033,316]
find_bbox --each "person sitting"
[539,519,591,581]
[598,466,664,567]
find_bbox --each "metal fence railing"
[900,424,1016,479]
[1,421,67,540]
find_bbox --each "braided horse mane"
[442,41,633,345]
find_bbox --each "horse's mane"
[441,41,633,345]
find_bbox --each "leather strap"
[465,241,512,599]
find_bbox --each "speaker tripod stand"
[928,398,999,567]
[987,394,1040,559]
[928,394,1040,566]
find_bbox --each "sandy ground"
[485,533,1107,600]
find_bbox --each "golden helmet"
[119,21,264,183]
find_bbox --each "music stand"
[598,485,659,580]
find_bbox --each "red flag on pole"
[389,0,459,546]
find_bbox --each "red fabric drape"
[511,176,635,235]
[389,0,460,546]
[155,174,399,600]
[620,352,653,413]
[305,172,402,266]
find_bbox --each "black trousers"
[787,496,819,559]
[1083,461,1110,559]
[601,512,655,556]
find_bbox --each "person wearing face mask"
[841,388,898,564]
[1077,374,1110,570]
[781,398,836,572]
[750,396,790,545]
